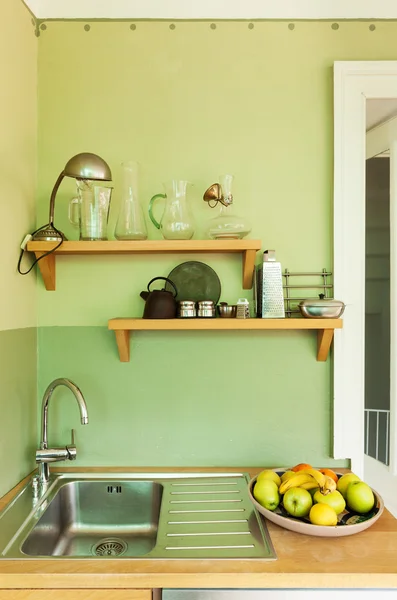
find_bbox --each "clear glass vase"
[205,174,251,240]
[115,160,148,240]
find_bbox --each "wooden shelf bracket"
[115,330,130,362]
[317,328,335,362]
[242,249,257,289]
[35,251,56,291]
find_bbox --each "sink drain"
[92,538,127,557]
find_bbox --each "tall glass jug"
[115,160,148,240]
[149,180,195,240]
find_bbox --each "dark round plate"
[165,261,221,303]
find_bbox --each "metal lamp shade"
[63,153,112,181]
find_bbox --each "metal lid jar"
[177,300,196,318]
[197,300,216,318]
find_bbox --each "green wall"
[39,326,333,466]
[36,20,397,468]
[0,0,37,497]
[0,330,37,494]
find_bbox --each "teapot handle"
[147,276,178,298]
[148,193,166,230]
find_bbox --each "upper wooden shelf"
[26,240,262,291]
[108,317,343,363]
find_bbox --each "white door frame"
[333,61,397,477]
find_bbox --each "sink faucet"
[35,378,89,484]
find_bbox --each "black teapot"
[140,277,178,319]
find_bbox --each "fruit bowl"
[248,471,384,538]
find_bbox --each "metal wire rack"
[283,268,333,317]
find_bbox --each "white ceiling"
[366,99,397,131]
[23,0,397,20]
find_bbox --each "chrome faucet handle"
[36,447,70,462]
[66,428,77,460]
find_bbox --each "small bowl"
[218,305,237,318]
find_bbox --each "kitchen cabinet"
[0,591,152,600]
[26,240,261,291]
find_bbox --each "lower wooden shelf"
[108,318,343,363]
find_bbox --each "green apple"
[313,489,346,515]
[256,470,281,488]
[336,473,361,499]
[283,487,313,518]
[280,471,296,483]
[346,481,375,514]
[253,479,280,511]
[309,487,320,498]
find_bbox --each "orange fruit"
[319,468,338,483]
[291,463,313,472]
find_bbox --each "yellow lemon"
[309,503,338,526]
[256,470,281,488]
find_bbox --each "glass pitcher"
[149,180,195,240]
[69,180,113,240]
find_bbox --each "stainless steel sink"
[0,473,276,560]
[21,480,162,557]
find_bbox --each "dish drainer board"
[283,268,333,317]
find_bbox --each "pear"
[256,470,281,487]
[253,479,280,511]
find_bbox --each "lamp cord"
[17,223,64,275]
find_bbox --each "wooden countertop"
[0,467,396,590]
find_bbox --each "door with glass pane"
[365,117,397,516]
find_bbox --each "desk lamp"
[32,152,112,241]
